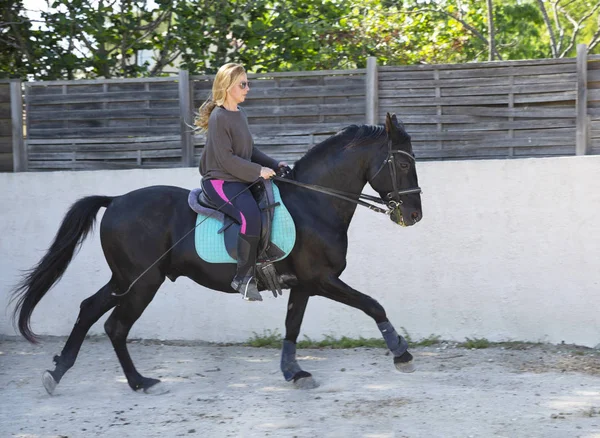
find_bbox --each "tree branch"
[404,8,502,60]
[552,0,565,53]
[536,0,558,57]
[558,2,600,57]
[6,10,34,66]
[486,0,496,61]
[588,14,600,52]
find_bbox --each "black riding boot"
[231,234,262,301]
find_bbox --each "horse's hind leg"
[319,276,415,373]
[280,286,318,389]
[43,280,118,395]
[104,272,164,394]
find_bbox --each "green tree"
[535,0,600,57]
[0,0,35,78]
[4,0,598,80]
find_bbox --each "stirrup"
[232,276,263,302]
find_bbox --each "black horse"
[11,113,422,394]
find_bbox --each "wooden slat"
[378,64,576,81]
[375,115,575,127]
[379,73,578,89]
[26,76,177,87]
[440,106,576,118]
[0,139,13,153]
[587,70,600,82]
[409,130,573,142]
[381,57,575,72]
[242,103,365,117]
[379,91,576,105]
[588,89,600,101]
[0,85,10,100]
[0,152,13,171]
[28,141,181,153]
[27,90,178,104]
[513,145,575,156]
[379,83,575,99]
[412,137,571,148]
[29,149,181,160]
[26,135,180,145]
[441,82,574,97]
[28,107,181,121]
[27,126,180,138]
[193,85,365,100]
[0,102,10,119]
[0,119,11,136]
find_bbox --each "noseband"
[273,140,422,216]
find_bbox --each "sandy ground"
[1,337,600,438]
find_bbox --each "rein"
[274,140,422,216]
[273,176,420,215]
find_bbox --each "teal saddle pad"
[194,184,296,264]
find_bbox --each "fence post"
[179,70,194,166]
[576,44,589,155]
[366,57,378,125]
[10,80,26,172]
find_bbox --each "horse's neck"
[294,149,368,227]
[295,150,367,195]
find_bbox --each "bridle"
[274,139,422,216]
[369,139,422,210]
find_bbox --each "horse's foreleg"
[104,273,165,394]
[280,286,318,388]
[319,276,415,373]
[43,281,118,395]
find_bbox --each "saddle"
[188,179,295,264]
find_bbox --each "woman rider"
[195,63,287,302]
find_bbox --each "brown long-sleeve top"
[199,106,278,182]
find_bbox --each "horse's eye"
[399,163,410,171]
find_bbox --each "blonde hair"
[194,63,247,132]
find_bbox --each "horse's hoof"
[293,372,319,389]
[395,360,416,373]
[143,382,169,395]
[136,378,168,395]
[42,370,57,395]
[394,351,416,373]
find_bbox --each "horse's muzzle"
[390,208,422,226]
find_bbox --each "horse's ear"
[385,113,397,134]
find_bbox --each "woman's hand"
[260,166,276,179]
[278,161,288,168]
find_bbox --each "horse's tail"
[11,195,113,343]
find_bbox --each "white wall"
[1,157,599,346]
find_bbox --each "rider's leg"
[202,180,262,301]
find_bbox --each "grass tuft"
[246,329,443,349]
[246,329,282,348]
[460,337,491,349]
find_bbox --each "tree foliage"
[1,0,598,80]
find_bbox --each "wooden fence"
[589,53,600,155]
[0,82,12,171]
[0,80,25,172]
[6,44,600,171]
[379,58,579,159]
[24,77,181,170]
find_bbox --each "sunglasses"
[239,81,250,89]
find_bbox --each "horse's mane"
[293,124,391,170]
